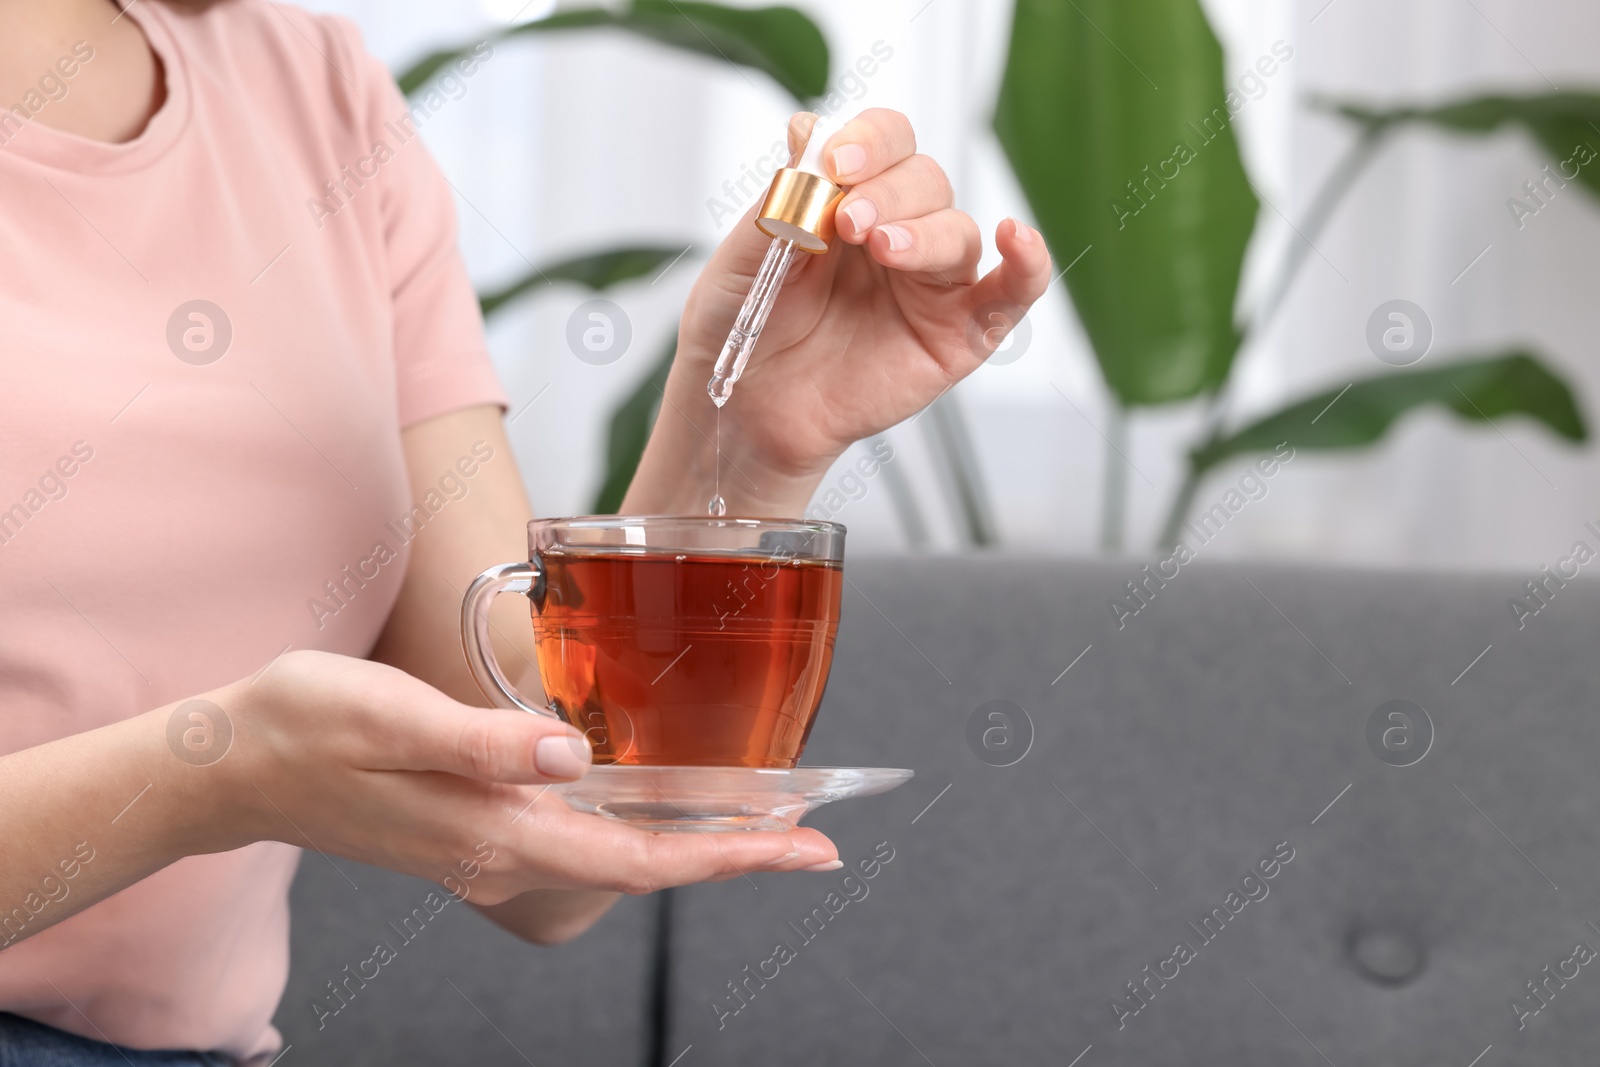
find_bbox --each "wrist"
[622,358,830,518]
[58,701,243,877]
[137,684,266,858]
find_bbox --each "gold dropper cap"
[753,114,847,254]
[756,168,845,253]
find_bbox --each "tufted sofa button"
[1349,928,1426,986]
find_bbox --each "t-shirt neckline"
[0,1,191,174]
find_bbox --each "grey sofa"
[276,556,1600,1065]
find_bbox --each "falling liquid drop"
[709,404,724,517]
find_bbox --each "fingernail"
[832,143,867,181]
[878,224,912,253]
[841,197,878,235]
[801,859,844,872]
[763,850,802,870]
[534,732,591,779]
[1010,218,1033,243]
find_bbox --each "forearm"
[0,705,224,950]
[369,411,538,705]
[472,886,623,946]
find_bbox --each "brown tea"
[530,549,843,768]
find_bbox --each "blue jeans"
[0,1013,231,1066]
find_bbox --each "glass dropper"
[707,239,797,406]
[706,115,847,407]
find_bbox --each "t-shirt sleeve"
[341,22,508,429]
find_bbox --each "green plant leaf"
[1319,93,1600,200]
[397,10,610,94]
[397,2,828,101]
[993,0,1258,406]
[590,333,677,513]
[479,245,691,318]
[1190,351,1587,476]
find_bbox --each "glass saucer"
[550,765,914,832]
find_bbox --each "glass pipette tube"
[706,237,798,407]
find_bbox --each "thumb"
[381,685,593,783]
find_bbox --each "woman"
[0,0,1050,1062]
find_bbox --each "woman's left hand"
[624,108,1053,516]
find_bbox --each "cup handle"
[460,560,556,718]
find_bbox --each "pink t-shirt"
[0,1,506,1061]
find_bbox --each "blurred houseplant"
[993,0,1591,550]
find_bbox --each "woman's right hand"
[197,650,838,902]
